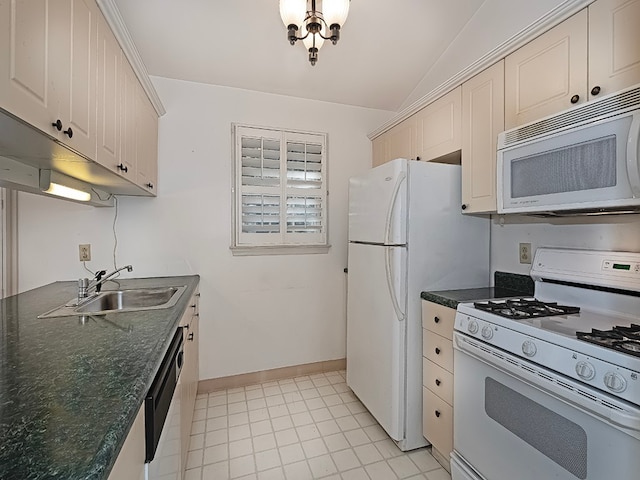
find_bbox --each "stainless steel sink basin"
[38,285,187,318]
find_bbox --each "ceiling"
[113,0,488,112]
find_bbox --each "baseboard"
[198,358,346,393]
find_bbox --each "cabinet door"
[386,116,417,162]
[415,86,462,162]
[589,0,640,99]
[505,9,588,129]
[180,293,199,477]
[96,14,121,171]
[136,86,159,193]
[0,1,51,132]
[65,0,96,159]
[372,135,387,167]
[461,61,504,214]
[120,54,137,179]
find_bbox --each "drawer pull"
[435,410,441,418]
[435,347,441,355]
[434,316,440,324]
[435,379,441,386]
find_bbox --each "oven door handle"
[454,333,640,436]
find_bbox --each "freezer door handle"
[385,246,405,322]
[384,171,406,245]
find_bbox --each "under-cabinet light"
[44,182,91,202]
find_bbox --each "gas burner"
[473,298,580,319]
[577,324,640,357]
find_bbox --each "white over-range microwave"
[497,84,640,215]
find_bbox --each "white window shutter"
[233,125,328,251]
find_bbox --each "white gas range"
[451,248,640,480]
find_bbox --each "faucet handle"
[94,270,107,292]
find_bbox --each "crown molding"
[96,0,166,116]
[368,0,595,140]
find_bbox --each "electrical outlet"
[79,244,91,262]
[519,243,532,264]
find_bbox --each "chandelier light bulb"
[322,0,350,27]
[279,0,306,28]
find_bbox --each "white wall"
[400,0,569,111]
[490,214,640,277]
[17,77,393,380]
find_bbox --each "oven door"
[453,332,640,480]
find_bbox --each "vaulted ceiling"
[112,0,568,112]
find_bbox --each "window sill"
[230,244,331,256]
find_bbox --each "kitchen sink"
[38,285,187,318]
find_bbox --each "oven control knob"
[481,325,493,340]
[604,372,627,393]
[575,361,595,380]
[522,340,537,357]
[467,320,479,335]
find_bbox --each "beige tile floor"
[183,370,452,480]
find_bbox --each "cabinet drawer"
[422,301,455,339]
[423,330,454,373]
[423,358,453,406]
[423,387,453,457]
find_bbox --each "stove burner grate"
[473,298,580,319]
[577,324,640,357]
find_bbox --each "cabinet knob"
[183,323,190,330]
[117,163,128,173]
[63,127,73,138]
[416,156,421,161]
[191,304,197,309]
[461,204,467,211]
[434,316,440,324]
[570,94,580,104]
[591,86,601,96]
[146,182,154,189]
[435,379,441,386]
[435,347,441,355]
[435,410,441,418]
[188,332,194,341]
[52,119,62,131]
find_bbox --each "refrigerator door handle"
[384,171,407,245]
[385,246,405,322]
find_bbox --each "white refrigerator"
[346,158,489,451]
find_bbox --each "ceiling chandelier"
[279,0,350,66]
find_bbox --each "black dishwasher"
[144,327,184,462]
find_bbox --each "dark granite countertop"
[421,272,534,309]
[0,275,200,480]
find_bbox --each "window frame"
[231,123,330,256]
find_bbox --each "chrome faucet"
[78,265,133,303]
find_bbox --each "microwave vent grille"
[503,86,640,147]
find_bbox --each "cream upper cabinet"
[415,86,462,162]
[371,116,417,167]
[372,135,386,167]
[96,13,122,172]
[136,85,159,193]
[0,0,97,159]
[461,61,504,214]
[120,54,138,181]
[505,10,588,129]
[588,0,640,98]
[505,0,640,129]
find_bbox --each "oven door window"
[485,377,587,478]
